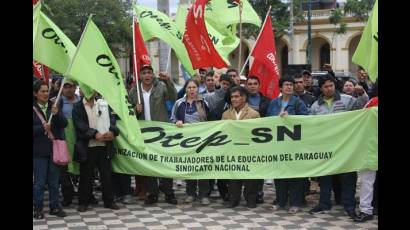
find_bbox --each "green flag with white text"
[352,0,378,82]
[134,5,195,75]
[111,108,378,179]
[67,18,145,150]
[175,4,240,66]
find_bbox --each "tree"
[343,0,375,21]
[243,0,305,40]
[42,0,132,57]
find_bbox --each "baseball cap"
[140,65,153,72]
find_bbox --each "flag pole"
[239,5,272,76]
[165,47,172,76]
[48,14,94,124]
[237,1,243,72]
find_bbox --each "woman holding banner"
[170,79,211,205]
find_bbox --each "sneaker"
[272,205,286,211]
[49,209,67,217]
[185,196,195,203]
[309,205,330,214]
[354,212,374,222]
[265,179,273,185]
[104,203,120,210]
[144,194,158,205]
[33,209,44,219]
[200,197,210,205]
[288,206,299,214]
[165,194,178,205]
[122,194,137,204]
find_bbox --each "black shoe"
[104,203,120,210]
[33,209,44,219]
[144,194,158,205]
[49,209,67,217]
[77,205,89,212]
[309,205,330,214]
[165,194,178,205]
[61,199,72,207]
[222,194,230,202]
[246,202,256,208]
[354,212,374,222]
[226,201,239,208]
[346,210,357,219]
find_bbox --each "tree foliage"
[42,0,132,57]
[343,0,375,21]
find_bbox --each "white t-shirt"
[142,86,153,121]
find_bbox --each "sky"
[136,0,180,15]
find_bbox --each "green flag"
[175,4,240,66]
[205,0,261,30]
[352,0,378,82]
[67,17,145,150]
[134,5,195,75]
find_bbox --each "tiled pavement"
[33,180,378,230]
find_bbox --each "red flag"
[182,0,227,69]
[33,60,49,83]
[248,13,280,99]
[33,0,39,5]
[132,19,151,84]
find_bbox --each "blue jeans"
[33,157,60,210]
[318,172,357,211]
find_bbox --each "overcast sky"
[136,0,180,15]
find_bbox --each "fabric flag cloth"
[33,60,50,83]
[134,4,195,76]
[352,0,378,82]
[33,0,39,5]
[183,0,227,69]
[66,17,145,150]
[132,18,151,83]
[175,4,240,66]
[248,13,280,99]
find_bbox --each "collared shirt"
[83,98,105,147]
[248,94,261,112]
[37,102,48,119]
[142,85,153,121]
[61,95,80,119]
[235,107,245,120]
[324,97,334,109]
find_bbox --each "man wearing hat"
[129,65,178,205]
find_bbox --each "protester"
[171,79,211,205]
[357,68,372,94]
[222,86,260,208]
[58,79,82,207]
[354,78,378,222]
[49,75,63,99]
[72,91,120,212]
[33,80,68,219]
[200,71,216,97]
[266,76,308,214]
[204,74,233,121]
[226,68,240,86]
[342,79,369,108]
[129,65,178,205]
[302,70,321,98]
[309,75,361,218]
[294,74,315,108]
[245,76,271,204]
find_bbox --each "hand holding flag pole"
[47,14,94,124]
[239,6,272,76]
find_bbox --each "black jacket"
[258,94,271,117]
[72,100,119,162]
[33,100,68,158]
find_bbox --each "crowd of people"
[33,64,378,223]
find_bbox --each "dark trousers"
[112,173,133,197]
[186,180,210,198]
[318,172,357,211]
[33,157,60,210]
[256,179,264,196]
[60,165,75,202]
[274,178,304,207]
[332,174,342,204]
[229,179,257,204]
[216,179,229,199]
[146,176,174,196]
[79,146,114,206]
